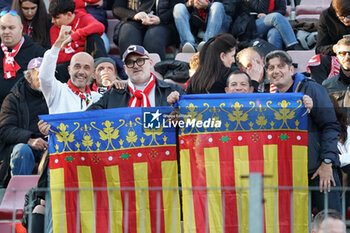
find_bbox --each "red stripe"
[118,163,137,233]
[147,150,166,233]
[90,157,110,232]
[182,134,208,233]
[216,134,239,233]
[277,132,295,233]
[62,158,79,233]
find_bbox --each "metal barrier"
[1,174,349,233]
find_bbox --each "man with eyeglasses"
[316,0,350,56]
[0,10,45,107]
[88,45,185,110]
[323,37,350,120]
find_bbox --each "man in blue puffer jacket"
[265,50,341,212]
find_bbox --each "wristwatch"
[323,158,332,164]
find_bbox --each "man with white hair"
[311,209,346,233]
[0,57,48,182]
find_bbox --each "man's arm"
[316,11,334,55]
[39,26,72,106]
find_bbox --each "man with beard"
[39,25,101,114]
[323,37,350,120]
[0,57,48,179]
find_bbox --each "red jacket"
[50,10,105,64]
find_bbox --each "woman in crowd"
[316,0,350,56]
[186,33,237,94]
[112,0,181,60]
[12,0,51,48]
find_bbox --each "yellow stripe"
[50,168,68,233]
[133,162,151,233]
[204,147,223,233]
[263,145,280,233]
[233,146,250,233]
[105,166,123,233]
[77,166,95,233]
[292,145,309,233]
[162,161,181,233]
[180,149,196,233]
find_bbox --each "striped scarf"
[128,74,155,107]
[1,37,24,79]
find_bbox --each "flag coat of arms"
[176,93,309,233]
[40,107,181,233]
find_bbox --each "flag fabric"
[176,93,309,233]
[40,107,181,233]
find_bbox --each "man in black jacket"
[0,57,48,178]
[0,12,46,107]
[88,45,185,110]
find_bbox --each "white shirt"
[39,46,101,114]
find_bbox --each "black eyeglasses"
[337,15,350,21]
[0,10,18,17]
[337,51,350,57]
[125,58,149,68]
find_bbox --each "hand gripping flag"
[40,107,181,233]
[176,93,309,233]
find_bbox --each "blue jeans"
[255,12,297,49]
[10,143,43,176]
[173,2,232,49]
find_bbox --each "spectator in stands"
[112,0,180,60]
[232,0,301,50]
[186,33,237,94]
[265,50,341,212]
[311,209,346,233]
[48,0,107,82]
[322,37,350,120]
[37,25,102,233]
[0,57,48,181]
[0,11,45,107]
[39,25,101,114]
[11,0,51,48]
[172,0,234,53]
[90,57,119,94]
[74,0,110,53]
[316,0,350,56]
[329,94,350,211]
[88,44,185,110]
[236,47,270,92]
[225,70,254,93]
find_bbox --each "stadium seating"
[0,175,40,220]
[175,53,194,63]
[287,50,315,73]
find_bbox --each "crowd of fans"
[0,0,350,231]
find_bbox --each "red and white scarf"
[1,37,24,79]
[128,74,156,107]
[67,79,92,106]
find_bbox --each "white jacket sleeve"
[38,46,64,107]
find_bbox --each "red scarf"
[24,21,32,37]
[198,0,212,21]
[67,79,92,106]
[268,0,275,13]
[1,37,24,79]
[128,74,156,107]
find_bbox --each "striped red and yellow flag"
[177,93,309,233]
[41,107,181,233]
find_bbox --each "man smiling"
[39,25,101,114]
[88,45,184,110]
[265,50,341,213]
